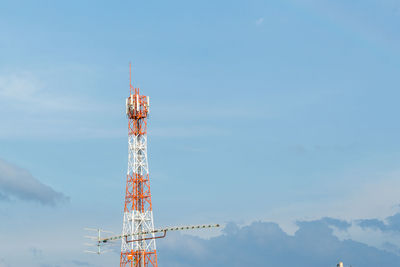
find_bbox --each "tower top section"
[126,63,150,120]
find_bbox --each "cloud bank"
[157,217,400,267]
[2,215,400,266]
[0,159,69,205]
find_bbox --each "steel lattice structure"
[84,64,220,265]
[120,64,157,267]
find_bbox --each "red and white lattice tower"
[120,64,158,267]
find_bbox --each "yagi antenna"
[84,228,115,255]
[85,224,220,255]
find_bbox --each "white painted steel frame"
[121,122,157,255]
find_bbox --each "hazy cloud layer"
[0,72,122,140]
[299,217,351,231]
[0,159,69,205]
[157,218,400,267]
[357,213,400,232]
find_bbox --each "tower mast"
[121,64,156,267]
[85,64,220,264]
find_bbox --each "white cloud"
[0,158,69,205]
[0,72,122,140]
[0,72,85,112]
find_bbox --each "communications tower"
[120,64,157,267]
[84,64,220,265]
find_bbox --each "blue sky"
[1,0,400,266]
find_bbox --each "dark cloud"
[358,218,387,231]
[382,242,400,255]
[0,159,69,205]
[157,220,400,267]
[357,212,400,232]
[0,191,10,202]
[386,213,400,231]
[321,217,352,231]
[297,217,351,231]
[222,221,240,235]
